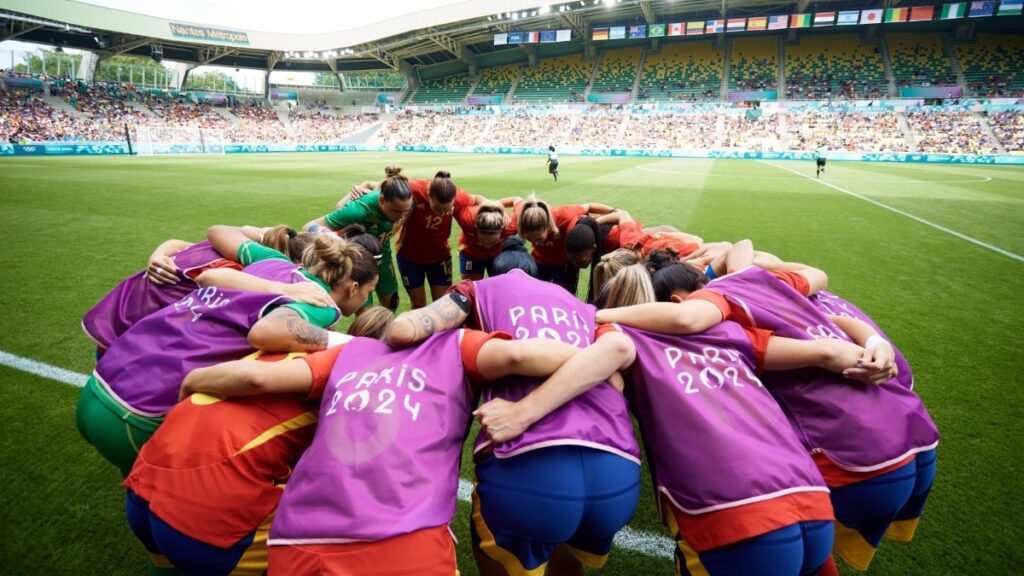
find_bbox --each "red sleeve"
[302,345,345,401]
[453,189,474,211]
[769,271,811,296]
[596,323,622,339]
[409,179,430,195]
[617,221,646,249]
[445,279,480,329]
[454,205,477,229]
[685,289,733,321]
[742,327,773,374]
[461,330,513,385]
[554,205,588,229]
[183,258,243,280]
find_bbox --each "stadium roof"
[0,0,1017,76]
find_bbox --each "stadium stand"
[955,34,1024,97]
[408,75,473,105]
[591,47,642,94]
[905,109,999,154]
[785,34,887,100]
[886,33,956,88]
[620,111,720,150]
[638,42,722,102]
[988,111,1024,153]
[473,64,521,101]
[729,36,778,91]
[512,54,593,103]
[785,110,909,152]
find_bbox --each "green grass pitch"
[1,152,1022,575]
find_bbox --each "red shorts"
[267,525,457,576]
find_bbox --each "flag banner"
[790,13,812,27]
[768,15,789,29]
[910,6,935,20]
[727,18,747,32]
[668,22,685,35]
[884,7,909,21]
[629,24,647,38]
[556,29,572,42]
[941,3,967,18]
[998,0,1023,15]
[686,21,705,34]
[706,19,725,33]
[969,1,996,16]
[837,11,860,24]
[814,11,836,26]
[592,28,609,40]
[861,9,884,24]
[648,23,666,37]
[609,26,626,39]
[540,30,556,43]
[747,16,768,30]
[509,32,523,43]
[494,33,508,45]
[523,31,539,43]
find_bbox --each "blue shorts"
[396,254,453,289]
[126,490,269,576]
[458,252,495,277]
[471,445,640,575]
[676,520,833,576]
[830,449,937,571]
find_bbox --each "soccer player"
[388,237,641,576]
[76,233,381,477]
[122,308,392,576]
[595,250,939,572]
[455,199,519,281]
[474,264,886,576]
[514,195,615,291]
[547,145,559,181]
[816,146,828,177]
[82,226,327,356]
[179,312,593,576]
[304,164,413,311]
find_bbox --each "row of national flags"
[591,1,1021,40]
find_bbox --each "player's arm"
[827,315,897,384]
[580,202,615,215]
[594,211,635,225]
[247,307,345,353]
[595,300,723,334]
[180,355,314,399]
[474,331,636,444]
[207,225,261,263]
[474,337,581,381]
[194,269,334,307]
[146,239,192,285]
[497,196,523,207]
[388,293,471,347]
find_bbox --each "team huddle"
[77,164,939,576]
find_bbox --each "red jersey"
[596,323,832,551]
[456,204,517,261]
[396,179,474,264]
[512,203,587,267]
[123,352,318,548]
[618,222,699,259]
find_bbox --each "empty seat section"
[955,34,1024,97]
[409,75,473,105]
[729,36,778,91]
[785,34,886,99]
[592,47,642,93]
[887,33,955,87]
[512,54,592,103]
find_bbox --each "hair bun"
[501,236,528,252]
[384,164,403,178]
[645,249,677,272]
[434,170,451,179]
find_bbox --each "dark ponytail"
[492,237,538,278]
[645,249,707,302]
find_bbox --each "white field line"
[1,349,675,560]
[637,164,991,184]
[759,160,1024,263]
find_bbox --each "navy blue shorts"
[677,520,833,576]
[829,449,937,570]
[458,252,495,277]
[126,490,269,575]
[471,445,640,575]
[396,255,453,289]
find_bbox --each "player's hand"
[847,341,897,385]
[146,254,180,285]
[281,282,335,308]
[474,398,530,444]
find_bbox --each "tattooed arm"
[388,293,471,347]
[246,307,330,353]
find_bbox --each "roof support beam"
[796,0,811,12]
[426,34,460,59]
[639,1,656,25]
[196,46,237,66]
[0,22,42,43]
[558,12,586,40]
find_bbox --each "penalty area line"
[758,160,1024,264]
[1,349,675,560]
